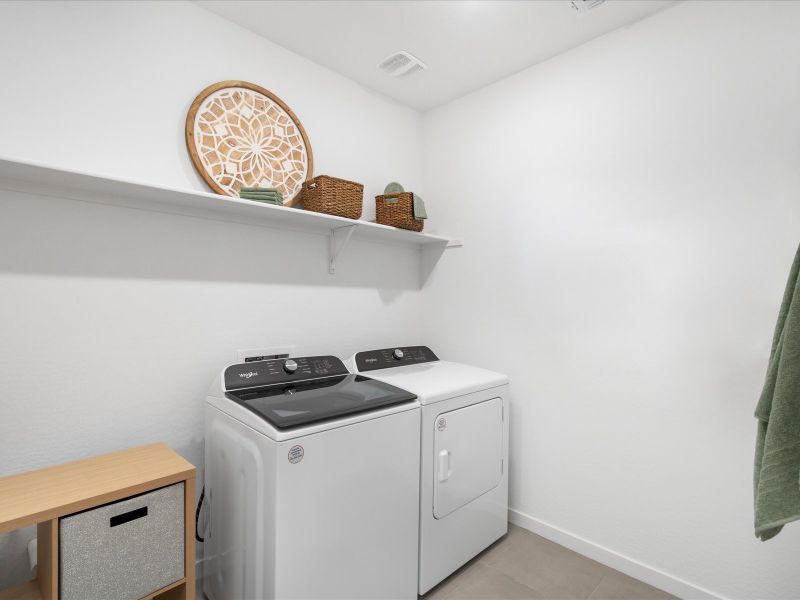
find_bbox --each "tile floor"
[420,525,677,600]
[197,524,677,600]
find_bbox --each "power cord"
[195,486,205,543]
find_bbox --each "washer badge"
[437,417,447,431]
[288,445,304,464]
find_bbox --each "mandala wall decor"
[185,81,313,206]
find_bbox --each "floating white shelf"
[0,156,462,274]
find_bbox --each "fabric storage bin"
[375,192,424,232]
[59,482,184,600]
[299,175,363,219]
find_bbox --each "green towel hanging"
[754,243,800,540]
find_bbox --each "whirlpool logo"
[238,371,258,379]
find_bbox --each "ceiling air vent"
[377,51,427,78]
[571,0,606,12]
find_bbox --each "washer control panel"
[224,355,348,390]
[355,346,439,372]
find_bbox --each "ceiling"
[196,0,674,111]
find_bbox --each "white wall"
[0,0,424,587]
[422,1,800,598]
[4,1,800,598]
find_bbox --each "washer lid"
[225,374,417,430]
[356,361,508,405]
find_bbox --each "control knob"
[283,359,298,374]
[392,349,404,360]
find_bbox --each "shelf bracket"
[329,225,358,274]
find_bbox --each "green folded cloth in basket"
[413,193,427,220]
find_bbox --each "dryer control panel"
[224,355,348,390]
[355,346,439,372]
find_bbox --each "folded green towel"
[240,186,281,193]
[240,191,283,204]
[240,192,283,200]
[240,192,283,198]
[239,189,282,195]
[412,193,427,220]
[755,243,800,540]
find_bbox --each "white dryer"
[204,355,421,600]
[348,346,509,595]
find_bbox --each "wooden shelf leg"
[37,519,58,600]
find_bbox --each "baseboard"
[508,508,724,600]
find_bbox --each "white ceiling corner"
[195,0,675,111]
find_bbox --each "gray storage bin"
[60,482,184,600]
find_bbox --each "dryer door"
[433,397,503,519]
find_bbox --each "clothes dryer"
[348,346,509,594]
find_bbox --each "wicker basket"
[300,175,363,219]
[375,192,424,232]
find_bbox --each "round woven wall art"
[185,80,313,206]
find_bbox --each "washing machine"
[347,346,509,594]
[203,354,421,600]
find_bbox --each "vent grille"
[571,0,606,12]
[377,51,427,78]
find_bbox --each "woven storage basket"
[375,192,424,232]
[300,175,363,219]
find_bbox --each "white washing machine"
[203,355,421,600]
[347,346,509,595]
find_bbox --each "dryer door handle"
[438,449,452,482]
